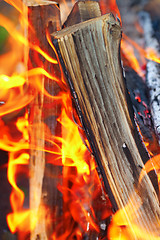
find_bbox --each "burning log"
[52,12,160,237]
[23,0,62,239]
[139,11,160,145]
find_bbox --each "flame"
[108,195,141,240]
[0,65,65,117]
[1,0,160,239]
[146,47,160,64]
[3,0,23,13]
[49,104,112,238]
[7,152,29,232]
[139,154,160,184]
[121,38,145,78]
[108,191,160,240]
[100,0,121,21]
[122,34,160,73]
[0,1,113,238]
[0,73,32,116]
[0,14,58,64]
[59,109,90,175]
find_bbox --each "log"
[139,11,160,145]
[23,1,62,239]
[62,3,113,239]
[52,13,160,237]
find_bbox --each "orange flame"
[0,14,58,64]
[3,0,23,14]
[139,154,160,184]
[7,152,29,232]
[122,34,160,69]
[0,1,113,238]
[121,38,145,78]
[1,0,160,239]
[108,191,160,240]
[100,0,121,21]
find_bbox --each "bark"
[23,1,62,239]
[52,13,160,238]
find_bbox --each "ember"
[0,0,160,240]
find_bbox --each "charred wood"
[139,11,160,145]
[125,67,153,141]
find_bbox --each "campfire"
[0,0,160,239]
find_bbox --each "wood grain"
[53,13,160,237]
[24,1,62,239]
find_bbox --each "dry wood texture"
[23,0,62,239]
[52,14,160,238]
[62,2,106,239]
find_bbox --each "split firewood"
[64,2,115,239]
[23,0,62,239]
[139,11,160,145]
[62,2,110,239]
[52,13,160,237]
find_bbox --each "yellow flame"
[0,14,58,64]
[121,38,144,77]
[108,192,160,240]
[123,34,160,65]
[3,0,23,14]
[59,109,90,175]
[7,152,29,232]
[146,48,160,64]
[0,74,25,89]
[139,154,160,183]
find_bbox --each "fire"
[4,0,23,13]
[146,47,160,64]
[100,0,121,21]
[0,14,58,65]
[0,0,160,239]
[121,38,145,78]
[0,1,113,239]
[7,152,30,233]
[122,34,160,75]
[139,154,160,184]
[108,211,160,240]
